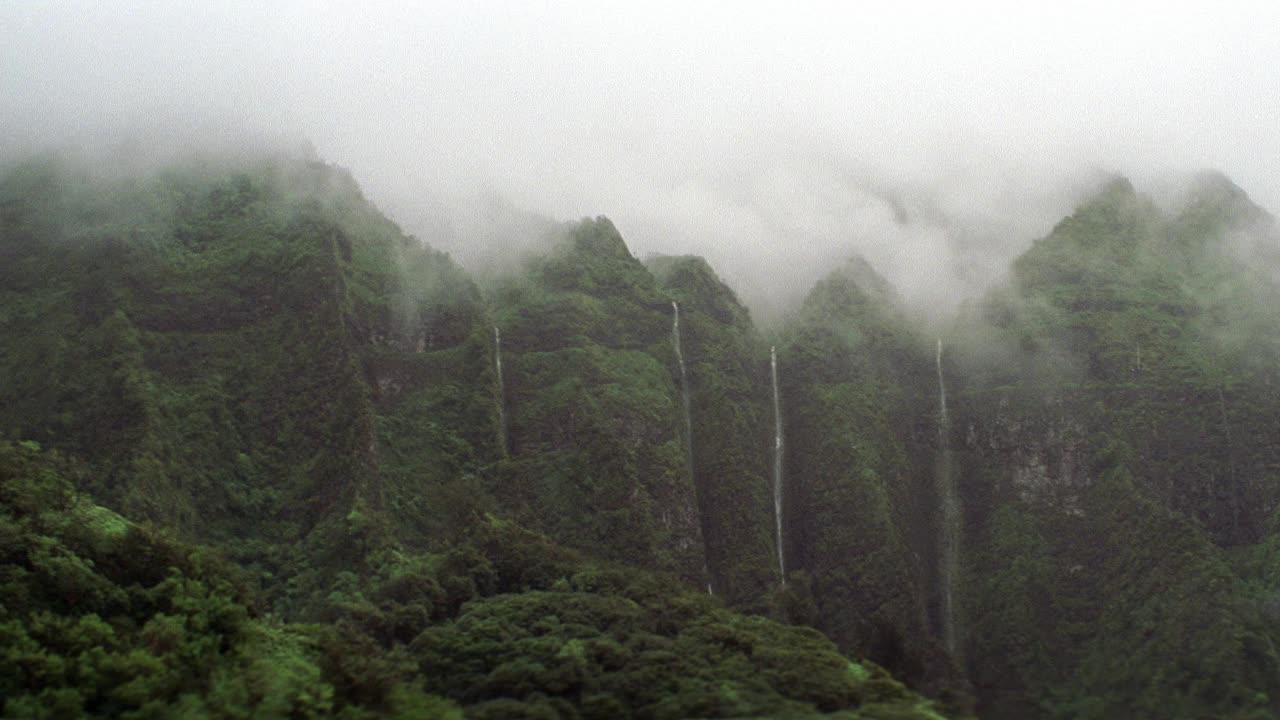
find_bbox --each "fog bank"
[4,1,1278,321]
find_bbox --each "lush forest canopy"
[3,148,1280,719]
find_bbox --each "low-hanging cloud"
[3,1,1278,323]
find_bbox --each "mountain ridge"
[4,147,1280,718]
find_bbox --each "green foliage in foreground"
[0,441,959,719]
[0,440,399,719]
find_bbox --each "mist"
[4,1,1278,322]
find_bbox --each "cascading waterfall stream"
[936,339,948,427]
[771,345,786,586]
[936,338,960,658]
[494,327,506,454]
[672,302,712,595]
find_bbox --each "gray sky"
[3,1,1278,322]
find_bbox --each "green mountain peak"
[8,146,1280,720]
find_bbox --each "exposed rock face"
[963,393,1091,511]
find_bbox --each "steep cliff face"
[774,258,947,687]
[0,158,368,536]
[357,221,496,552]
[649,255,778,609]
[958,464,1280,720]
[950,176,1280,718]
[956,175,1280,543]
[487,219,706,583]
[0,152,493,593]
[10,146,1280,717]
[0,150,970,719]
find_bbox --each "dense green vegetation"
[0,440,952,719]
[487,219,705,583]
[951,175,1280,718]
[649,255,778,610]
[5,147,1280,718]
[774,259,951,692]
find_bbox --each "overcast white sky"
[3,1,1278,321]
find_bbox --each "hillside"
[6,148,1280,719]
[950,175,1280,718]
[0,151,958,719]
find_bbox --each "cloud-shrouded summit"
[3,1,1278,321]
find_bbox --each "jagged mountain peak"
[1173,169,1274,240]
[647,253,753,327]
[800,255,902,321]
[565,215,631,259]
[1186,169,1248,200]
[529,215,663,305]
[1095,174,1137,200]
[1037,175,1157,250]
[9,142,1280,719]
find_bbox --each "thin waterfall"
[936,338,960,657]
[936,339,948,427]
[672,302,712,595]
[494,327,506,454]
[672,303,693,471]
[771,345,786,585]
